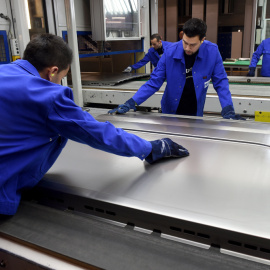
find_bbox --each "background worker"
[0,34,189,216]
[247,38,270,77]
[179,31,184,40]
[110,18,244,120]
[123,33,172,73]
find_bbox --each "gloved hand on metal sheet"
[145,138,189,164]
[247,67,255,77]
[221,105,246,120]
[108,98,136,114]
[123,66,133,73]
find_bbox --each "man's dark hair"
[183,18,207,40]
[23,33,73,72]
[150,33,162,42]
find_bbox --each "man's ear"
[201,37,206,43]
[49,66,59,81]
[39,66,59,81]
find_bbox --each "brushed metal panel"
[40,115,270,240]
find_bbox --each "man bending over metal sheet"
[0,34,189,216]
[122,33,172,73]
[109,18,244,120]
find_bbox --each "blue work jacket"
[250,38,270,77]
[131,41,172,70]
[132,40,234,116]
[0,60,152,215]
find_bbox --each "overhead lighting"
[130,0,137,12]
[24,0,31,29]
[120,0,128,14]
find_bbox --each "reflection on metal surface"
[221,249,270,266]
[80,72,150,86]
[161,234,210,249]
[30,113,270,261]
[96,112,270,147]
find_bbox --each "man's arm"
[122,49,152,72]
[250,41,264,69]
[49,88,189,163]
[109,53,167,114]
[130,51,152,70]
[211,50,245,120]
[247,41,264,77]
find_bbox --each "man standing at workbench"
[122,33,172,73]
[247,38,270,77]
[110,18,244,120]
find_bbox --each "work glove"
[247,67,255,77]
[145,138,189,164]
[123,66,133,73]
[221,105,246,120]
[108,98,136,114]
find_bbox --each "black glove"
[221,105,246,120]
[108,98,136,114]
[247,67,255,77]
[145,138,189,164]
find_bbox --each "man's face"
[151,38,162,50]
[182,34,205,55]
[51,66,70,85]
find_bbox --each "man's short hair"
[150,33,162,42]
[23,33,73,72]
[183,18,207,40]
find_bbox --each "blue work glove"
[221,105,246,120]
[123,66,133,73]
[247,67,255,77]
[108,98,136,114]
[145,138,189,164]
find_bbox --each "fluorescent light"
[24,0,31,29]
[130,0,137,12]
[120,0,128,14]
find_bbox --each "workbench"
[80,74,270,116]
[223,60,262,76]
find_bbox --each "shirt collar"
[12,59,41,78]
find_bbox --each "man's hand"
[221,105,246,120]
[108,98,136,114]
[123,66,132,73]
[145,138,189,164]
[247,67,255,77]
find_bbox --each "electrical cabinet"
[0,31,10,64]
[90,0,141,41]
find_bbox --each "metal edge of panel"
[94,113,270,147]
[22,181,270,262]
[2,202,270,270]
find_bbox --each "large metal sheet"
[26,113,270,261]
[37,114,270,238]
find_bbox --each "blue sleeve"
[132,53,166,105]
[131,52,151,70]
[250,41,264,68]
[211,49,234,110]
[47,88,152,160]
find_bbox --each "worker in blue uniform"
[123,33,172,72]
[247,38,270,77]
[110,18,243,120]
[0,34,189,216]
